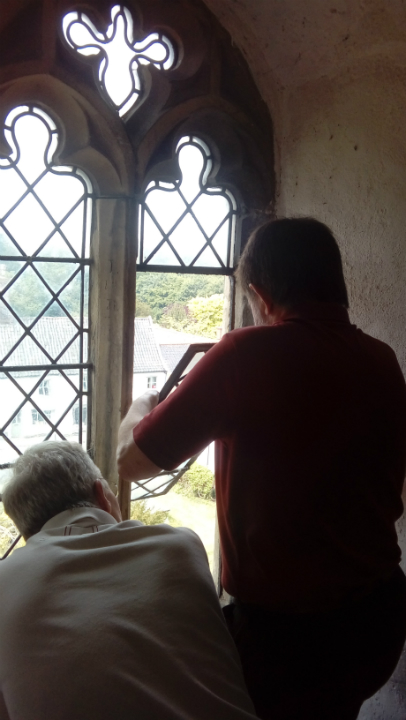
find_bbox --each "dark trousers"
[223,568,406,720]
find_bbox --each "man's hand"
[117,391,163,482]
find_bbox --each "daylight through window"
[138,136,238,273]
[62,6,175,116]
[0,106,91,485]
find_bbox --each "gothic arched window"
[0,0,274,562]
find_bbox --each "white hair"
[2,441,106,539]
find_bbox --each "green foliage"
[136,272,224,323]
[0,233,86,319]
[130,499,170,525]
[175,463,215,501]
[135,300,153,317]
[187,294,224,339]
[160,294,223,339]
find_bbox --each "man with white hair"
[0,441,257,720]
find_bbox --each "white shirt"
[0,508,257,720]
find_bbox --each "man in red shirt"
[117,218,406,720]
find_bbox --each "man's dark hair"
[236,217,349,308]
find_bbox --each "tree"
[136,272,224,322]
[135,300,153,317]
[160,293,223,339]
[187,294,223,339]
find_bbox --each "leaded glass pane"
[137,137,238,273]
[62,6,175,117]
[0,106,91,479]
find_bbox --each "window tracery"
[62,5,175,116]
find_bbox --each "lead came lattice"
[0,106,91,469]
[138,136,238,274]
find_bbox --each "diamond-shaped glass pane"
[58,273,82,320]
[0,260,24,292]
[30,316,78,361]
[59,204,85,256]
[143,213,165,262]
[0,167,27,218]
[0,376,26,431]
[4,266,52,321]
[194,245,221,268]
[39,233,75,258]
[145,189,186,235]
[170,214,206,266]
[34,172,84,224]
[4,194,55,255]
[35,262,77,294]
[6,334,51,367]
[192,193,230,238]
[0,229,21,257]
[151,243,181,266]
[0,315,24,361]
[0,437,19,467]
[211,223,229,266]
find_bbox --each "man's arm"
[117,391,163,482]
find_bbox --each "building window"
[39,379,50,396]
[62,6,175,117]
[11,411,22,425]
[32,409,52,424]
[147,376,157,389]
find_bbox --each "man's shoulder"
[117,520,206,556]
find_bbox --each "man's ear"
[93,479,112,515]
[249,284,274,317]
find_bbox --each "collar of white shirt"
[39,507,118,535]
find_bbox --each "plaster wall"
[277,64,406,720]
[276,61,406,369]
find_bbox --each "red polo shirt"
[133,303,406,612]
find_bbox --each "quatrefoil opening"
[62,5,175,116]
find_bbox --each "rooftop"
[0,316,216,376]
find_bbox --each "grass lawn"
[145,491,216,571]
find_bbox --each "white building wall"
[132,371,167,400]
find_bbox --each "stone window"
[0,0,273,570]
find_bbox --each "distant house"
[0,316,215,469]
[133,316,214,397]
